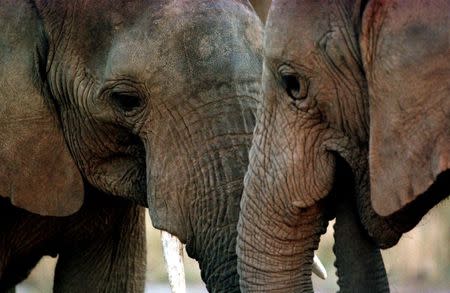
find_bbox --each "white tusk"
[161,231,186,293]
[312,254,327,280]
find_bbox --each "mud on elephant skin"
[237,0,449,291]
[0,0,264,291]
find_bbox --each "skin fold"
[237,0,449,292]
[0,0,263,291]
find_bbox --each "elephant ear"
[0,1,84,216]
[360,0,450,216]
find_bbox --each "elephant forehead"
[105,0,261,87]
[265,0,333,61]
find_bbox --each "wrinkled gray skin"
[238,0,449,292]
[0,0,263,291]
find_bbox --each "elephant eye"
[281,74,307,101]
[110,92,142,112]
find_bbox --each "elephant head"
[0,0,263,290]
[237,0,449,291]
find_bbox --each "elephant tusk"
[312,254,327,280]
[161,231,186,293]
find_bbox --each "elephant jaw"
[161,231,186,293]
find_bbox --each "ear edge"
[361,0,450,217]
[0,0,84,216]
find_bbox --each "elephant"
[249,0,272,23]
[0,0,263,291]
[0,191,146,292]
[237,0,449,292]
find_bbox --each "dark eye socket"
[281,73,308,101]
[110,92,142,112]
[282,74,301,100]
[278,64,308,102]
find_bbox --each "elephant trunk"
[185,163,249,292]
[143,94,258,291]
[237,161,328,292]
[187,209,241,292]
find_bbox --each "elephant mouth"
[334,154,356,194]
[325,154,357,218]
[95,131,145,176]
[329,153,403,248]
[90,131,147,205]
[116,131,145,157]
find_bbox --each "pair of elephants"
[0,0,448,292]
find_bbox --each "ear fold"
[361,0,450,216]
[248,0,271,23]
[0,1,84,216]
